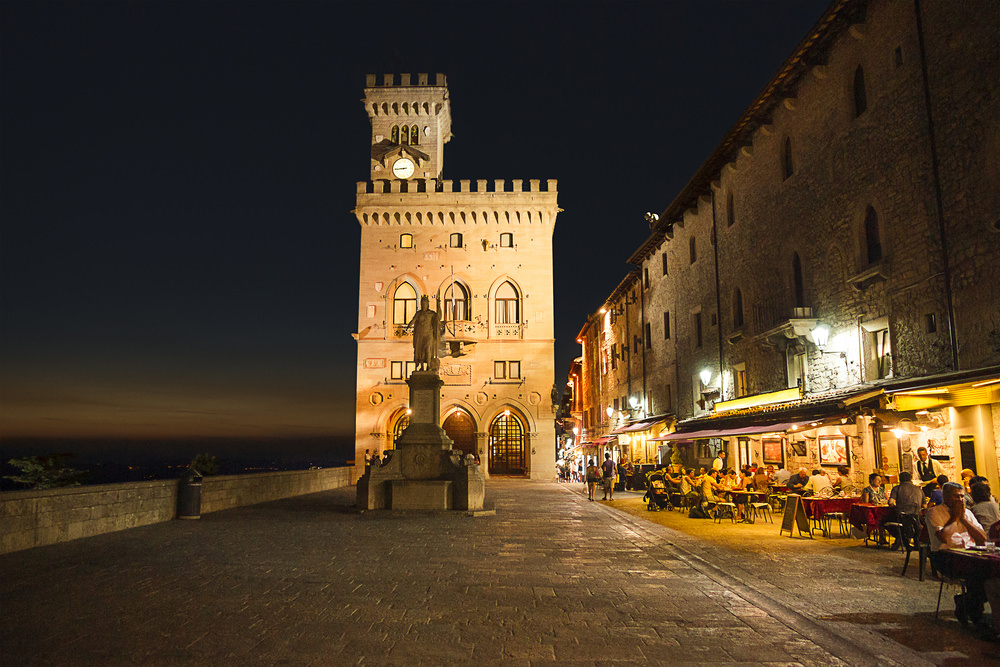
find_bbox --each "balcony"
[492,323,524,339]
[752,297,817,348]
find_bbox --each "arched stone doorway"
[388,409,409,450]
[488,409,527,476]
[443,408,477,459]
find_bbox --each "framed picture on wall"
[818,436,849,466]
[790,440,807,457]
[762,438,783,465]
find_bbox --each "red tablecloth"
[849,503,891,532]
[941,549,1000,579]
[801,497,859,520]
[729,490,767,503]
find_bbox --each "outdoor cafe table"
[940,548,1000,579]
[800,496,859,520]
[728,490,768,523]
[849,503,892,545]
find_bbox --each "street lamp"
[812,324,830,350]
[699,368,713,387]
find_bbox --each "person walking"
[585,458,600,501]
[601,453,617,501]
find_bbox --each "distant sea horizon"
[0,435,355,491]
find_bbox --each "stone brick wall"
[0,467,359,555]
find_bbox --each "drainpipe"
[914,0,959,370]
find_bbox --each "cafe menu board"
[780,495,813,538]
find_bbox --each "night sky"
[1,1,829,442]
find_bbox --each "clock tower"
[364,73,451,182]
[352,73,559,483]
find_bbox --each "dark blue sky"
[0,1,828,439]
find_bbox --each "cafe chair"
[824,511,848,537]
[935,572,968,624]
[895,513,930,581]
[713,501,737,524]
[769,493,788,512]
[749,501,772,524]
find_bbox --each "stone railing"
[493,323,524,339]
[0,466,359,555]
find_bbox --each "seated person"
[786,468,810,494]
[831,465,854,494]
[860,473,887,505]
[888,471,924,516]
[928,474,950,506]
[970,482,1000,530]
[752,467,771,491]
[926,482,994,629]
[773,466,792,486]
[803,469,833,497]
[700,469,725,504]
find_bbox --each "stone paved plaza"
[1,479,996,665]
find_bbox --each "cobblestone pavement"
[0,479,995,665]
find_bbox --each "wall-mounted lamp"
[812,324,846,359]
[606,406,614,419]
[699,369,713,387]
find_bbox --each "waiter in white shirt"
[913,446,943,498]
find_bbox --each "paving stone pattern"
[0,480,959,665]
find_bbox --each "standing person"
[585,458,600,501]
[616,457,628,492]
[713,451,726,474]
[576,461,583,483]
[913,446,944,498]
[601,453,616,501]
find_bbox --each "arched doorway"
[443,409,477,459]
[488,409,527,476]
[389,409,409,450]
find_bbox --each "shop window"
[792,253,805,308]
[863,206,883,265]
[399,233,413,248]
[661,252,668,275]
[500,232,513,247]
[782,137,794,180]
[392,283,418,325]
[852,65,868,117]
[663,311,671,340]
[494,281,520,324]
[733,288,744,328]
[689,236,697,264]
[443,282,470,321]
[727,192,736,227]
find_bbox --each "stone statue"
[409,295,441,371]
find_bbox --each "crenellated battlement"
[356,179,558,195]
[366,73,447,88]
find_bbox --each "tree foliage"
[4,454,84,489]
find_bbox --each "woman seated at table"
[970,482,1000,530]
[861,473,887,505]
[752,466,771,491]
[832,466,855,495]
[725,469,750,519]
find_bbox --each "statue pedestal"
[357,370,486,512]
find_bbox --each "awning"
[591,435,618,445]
[610,418,666,434]
[649,420,817,442]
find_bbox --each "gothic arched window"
[863,206,882,265]
[390,125,399,144]
[410,125,419,145]
[443,282,470,322]
[392,283,418,325]
[792,253,805,307]
[495,281,520,324]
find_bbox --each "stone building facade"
[571,0,1000,487]
[353,74,559,480]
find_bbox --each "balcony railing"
[442,320,479,341]
[492,323,524,339]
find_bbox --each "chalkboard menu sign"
[779,495,813,538]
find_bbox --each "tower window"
[410,125,419,145]
[733,288,744,328]
[863,206,883,265]
[853,65,868,117]
[644,323,651,349]
[643,268,650,289]
[727,192,736,227]
[390,125,400,144]
[399,233,413,248]
[689,236,697,264]
[782,137,794,180]
[663,311,671,339]
[661,252,668,275]
[500,232,514,247]
[694,312,703,348]
[792,253,805,307]
[449,232,463,248]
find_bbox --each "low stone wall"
[0,467,359,555]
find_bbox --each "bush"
[4,454,84,489]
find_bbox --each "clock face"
[392,158,415,179]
